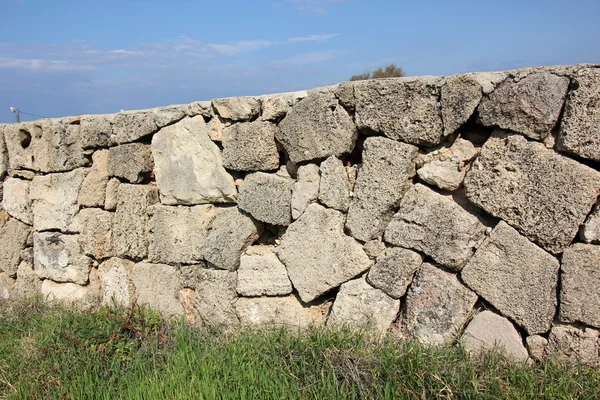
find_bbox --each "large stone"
[558,68,600,160]
[238,172,294,226]
[235,295,329,328]
[384,184,486,271]
[78,150,109,207]
[98,258,135,307]
[460,311,529,361]
[212,97,261,121]
[78,208,114,260]
[560,244,600,328]
[318,156,351,212]
[186,101,213,119]
[291,164,320,219]
[104,178,120,211]
[203,207,261,271]
[276,90,357,163]
[111,106,186,144]
[187,268,239,327]
[278,204,372,303]
[236,247,292,296]
[12,258,41,300]
[0,217,31,277]
[440,75,483,135]
[0,272,14,299]
[79,114,114,149]
[208,115,227,142]
[346,137,418,242]
[546,325,600,366]
[462,221,559,335]
[404,263,477,345]
[147,204,216,265]
[261,94,291,121]
[354,77,444,146]
[30,169,85,233]
[131,263,183,318]
[112,184,159,260]
[108,143,154,183]
[464,133,600,254]
[33,232,93,285]
[367,247,422,299]
[152,116,237,205]
[328,278,400,334]
[478,72,569,140]
[222,121,280,171]
[40,278,99,307]
[2,178,33,224]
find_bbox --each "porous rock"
[362,239,387,259]
[98,257,135,307]
[261,94,291,121]
[212,97,261,121]
[0,217,31,277]
[526,335,548,362]
[417,160,465,191]
[236,248,292,296]
[78,150,109,207]
[11,258,41,300]
[238,172,294,226]
[546,325,600,366]
[318,156,351,212]
[188,268,239,327]
[111,106,187,144]
[108,143,154,183]
[104,178,120,211]
[132,263,184,318]
[367,247,422,299]
[40,278,99,307]
[33,232,93,285]
[0,273,14,299]
[235,295,329,328]
[291,164,320,220]
[79,114,114,149]
[2,178,33,224]
[222,121,279,171]
[441,74,483,135]
[78,208,114,259]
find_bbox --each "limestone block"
[261,94,291,121]
[354,77,444,146]
[111,106,186,144]
[238,172,294,226]
[560,244,600,328]
[189,268,239,327]
[0,273,14,299]
[464,133,600,254]
[131,263,183,318]
[478,72,569,140]
[346,137,418,242]
[203,207,261,271]
[98,257,135,307]
[318,156,351,212]
[546,325,600,366]
[212,97,261,121]
[207,115,227,142]
[30,169,85,233]
[461,310,529,361]
[462,221,559,335]
[78,208,114,260]
[186,101,213,119]
[41,278,99,306]
[440,74,483,135]
[404,263,477,345]
[9,259,39,299]
[222,121,279,171]
[328,278,400,334]
[334,81,355,110]
[152,116,237,205]
[276,90,357,163]
[147,204,216,265]
[417,160,465,191]
[236,248,292,296]
[362,239,387,259]
[33,232,92,285]
[2,178,33,224]
[0,218,31,277]
[78,150,109,207]
[104,178,120,211]
[367,247,422,299]
[384,184,486,271]
[235,295,329,328]
[79,114,114,149]
[108,143,154,183]
[526,335,548,362]
[179,263,206,290]
[112,184,159,260]
[291,164,320,219]
[277,204,371,303]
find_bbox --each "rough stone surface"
[464,133,600,254]
[461,310,529,361]
[189,268,239,327]
[40,279,99,306]
[78,208,114,259]
[78,150,108,207]
[417,160,466,191]
[236,248,292,296]
[152,116,237,205]
[367,247,422,299]
[354,77,444,146]
[558,68,600,160]
[112,184,159,260]
[98,257,135,307]
[363,239,387,259]
[235,295,329,328]
[278,204,372,303]
[404,263,477,345]
[346,137,418,242]
[0,273,14,299]
[222,121,279,171]
[581,204,600,243]
[276,90,357,163]
[79,114,114,149]
[0,217,31,277]
[478,72,569,140]
[261,94,291,121]
[132,263,183,318]
[104,178,120,211]
[111,106,186,144]
[441,75,483,135]
[526,335,548,362]
[208,115,227,142]
[560,244,600,328]
[462,221,559,335]
[546,325,600,366]
[203,207,261,271]
[2,178,33,224]
[328,278,400,334]
[291,164,320,219]
[108,143,154,183]
[33,232,92,285]
[239,172,294,226]
[384,184,486,270]
[11,258,41,300]
[318,156,351,212]
[212,97,261,121]
[147,204,216,265]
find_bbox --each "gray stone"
[354,77,444,146]
[441,75,483,135]
[558,68,600,160]
[291,164,320,220]
[526,335,548,362]
[367,247,422,299]
[111,106,186,144]
[417,160,465,191]
[2,178,32,225]
[346,137,418,242]
[278,203,372,303]
[581,204,600,243]
[79,114,114,149]
[112,184,159,260]
[0,127,8,180]
[108,143,154,183]
[147,204,216,265]
[179,263,206,290]
[404,263,477,345]
[384,184,486,271]
[236,247,292,296]
[235,295,329,328]
[461,310,529,361]
[462,221,559,335]
[546,325,600,366]
[328,278,400,334]
[78,208,114,260]
[131,263,183,318]
[478,72,569,140]
[560,244,600,328]
[261,94,291,121]
[0,217,31,277]
[33,232,93,285]
[188,268,239,327]
[362,239,387,259]
[276,90,357,163]
[186,101,213,119]
[212,97,261,121]
[464,133,600,254]
[152,116,237,205]
[207,115,227,142]
[239,172,294,226]
[334,81,355,111]
[203,207,261,271]
[0,272,14,299]
[78,150,109,207]
[98,257,135,307]
[222,121,280,171]
[104,178,120,211]
[318,156,351,212]
[11,258,41,300]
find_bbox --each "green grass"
[0,298,599,399]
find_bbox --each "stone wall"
[1,64,600,364]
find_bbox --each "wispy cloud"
[288,33,340,42]
[288,0,349,15]
[272,50,342,66]
[0,57,97,72]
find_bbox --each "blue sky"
[1,0,599,123]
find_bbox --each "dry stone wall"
[1,64,600,365]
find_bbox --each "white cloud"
[0,57,97,72]
[288,33,340,42]
[272,50,341,66]
[288,0,349,15]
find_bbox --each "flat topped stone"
[2,178,32,225]
[235,295,330,328]
[132,263,184,318]
[546,325,600,366]
[367,247,422,299]
[33,232,93,285]
[236,248,292,297]
[238,172,294,226]
[78,150,109,208]
[212,97,261,121]
[440,74,483,136]
[222,121,279,171]
[108,143,154,183]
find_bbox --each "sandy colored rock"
[104,178,120,211]
[2,178,32,224]
[441,74,483,135]
[278,203,372,303]
[79,114,114,149]
[11,258,41,300]
[346,137,418,242]
[132,263,183,318]
[189,268,239,327]
[417,160,465,191]
[291,164,320,219]
[0,218,31,277]
[222,121,280,171]
[581,204,600,243]
[367,247,422,299]
[526,335,548,362]
[462,221,559,335]
[78,150,109,207]
[239,172,294,226]
[108,143,154,183]
[208,115,227,142]
[235,295,329,328]
[363,239,387,259]
[236,248,292,296]
[318,156,351,212]
[212,97,261,121]
[186,101,213,119]
[261,94,291,121]
[111,106,186,144]
[40,279,99,306]
[33,232,92,285]
[78,208,114,259]
[0,272,14,299]
[98,257,135,307]
[546,325,600,366]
